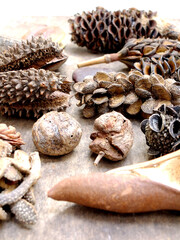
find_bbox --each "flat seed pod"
[3,165,23,182]
[109,94,125,108]
[92,95,109,105]
[135,76,151,90]
[141,98,157,115]
[94,72,113,83]
[152,84,171,100]
[82,105,96,118]
[12,150,31,174]
[124,91,139,105]
[135,88,152,99]
[107,84,124,94]
[126,99,142,115]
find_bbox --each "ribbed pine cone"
[69,7,180,53]
[0,68,72,118]
[0,36,67,72]
[141,104,180,158]
[73,70,180,118]
[0,123,24,147]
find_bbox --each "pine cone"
[73,70,180,118]
[0,68,72,118]
[0,36,67,72]
[0,123,24,147]
[69,7,180,53]
[141,104,180,158]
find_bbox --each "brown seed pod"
[73,70,180,118]
[69,7,180,53]
[0,36,67,72]
[48,150,180,213]
[32,111,82,156]
[0,68,72,118]
[89,111,133,165]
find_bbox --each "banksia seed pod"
[78,38,180,81]
[141,104,180,158]
[0,123,24,147]
[0,68,72,118]
[73,70,180,118]
[69,7,180,53]
[0,36,67,72]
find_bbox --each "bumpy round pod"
[0,68,72,118]
[0,36,67,72]
[141,104,180,158]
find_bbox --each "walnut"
[32,111,82,156]
[89,111,133,165]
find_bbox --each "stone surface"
[0,16,180,240]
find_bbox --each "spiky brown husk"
[0,36,67,72]
[0,68,72,118]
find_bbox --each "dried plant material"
[11,199,37,225]
[77,38,180,81]
[0,123,24,147]
[69,7,180,53]
[12,150,31,174]
[141,104,180,158]
[48,149,180,213]
[0,151,41,225]
[0,206,8,220]
[0,139,13,158]
[0,36,67,72]
[73,70,180,118]
[0,68,72,118]
[32,111,82,156]
[89,111,133,164]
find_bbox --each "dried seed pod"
[0,36,67,71]
[48,150,180,213]
[0,123,24,148]
[141,104,180,158]
[3,165,23,182]
[78,38,180,81]
[0,139,13,158]
[69,7,180,53]
[32,111,82,156]
[74,70,180,118]
[0,68,72,118]
[89,111,133,164]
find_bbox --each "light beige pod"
[32,111,82,156]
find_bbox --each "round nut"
[32,111,82,156]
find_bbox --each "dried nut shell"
[126,99,142,115]
[32,111,82,156]
[135,88,152,99]
[152,84,171,100]
[109,94,125,108]
[107,84,124,94]
[124,91,139,105]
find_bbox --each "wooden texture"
[0,16,180,240]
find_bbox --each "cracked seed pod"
[0,123,24,148]
[69,7,180,53]
[141,104,180,158]
[73,70,180,118]
[0,36,67,72]
[0,151,41,225]
[0,68,72,118]
[89,111,133,164]
[78,38,180,81]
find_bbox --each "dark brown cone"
[69,7,180,53]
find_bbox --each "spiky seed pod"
[0,36,67,72]
[73,70,180,118]
[69,7,180,53]
[0,123,24,147]
[141,105,180,158]
[0,68,72,118]
[78,38,180,81]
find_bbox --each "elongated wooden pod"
[48,150,180,213]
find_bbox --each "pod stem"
[77,53,120,68]
[94,151,105,166]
